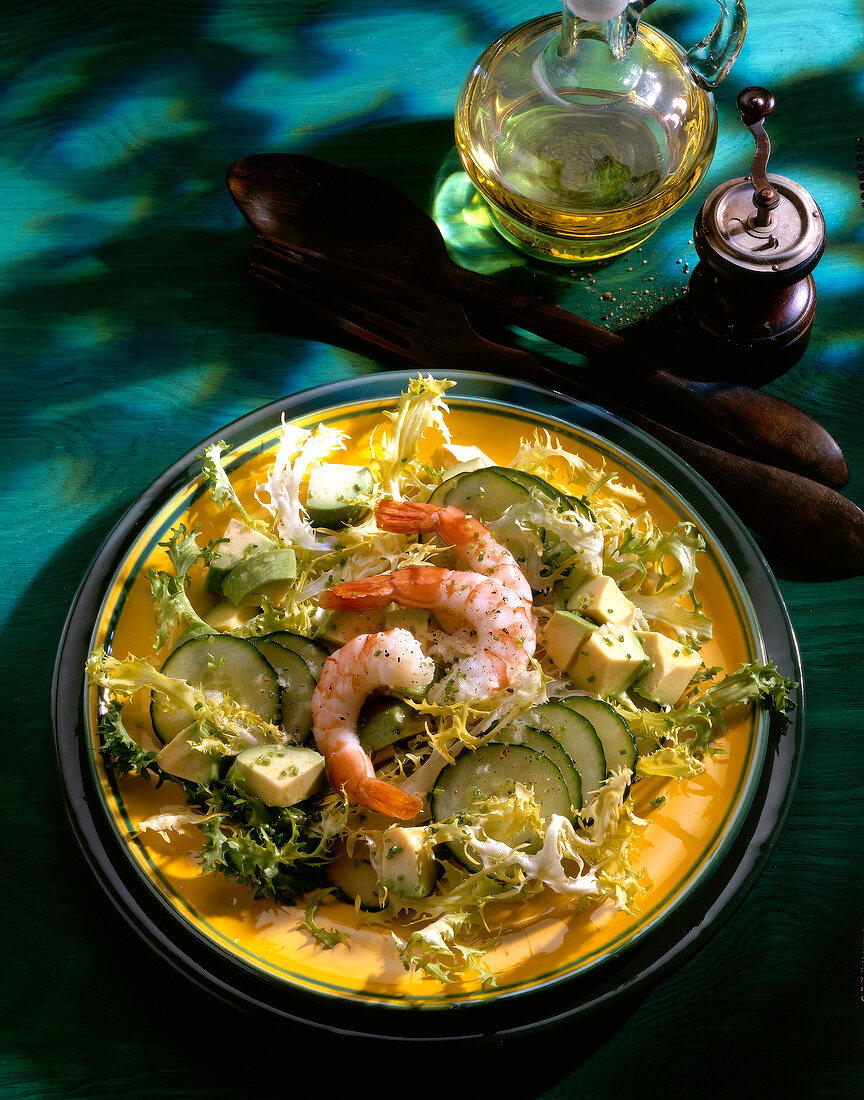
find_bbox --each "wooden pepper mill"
[687,87,826,384]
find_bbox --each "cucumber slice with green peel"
[505,469,594,523]
[496,467,594,521]
[431,465,593,522]
[431,743,572,868]
[305,463,375,529]
[250,638,316,742]
[426,467,595,578]
[150,635,281,745]
[358,698,427,754]
[561,696,638,775]
[222,547,297,606]
[424,467,556,570]
[260,631,330,679]
[516,701,606,805]
[493,725,581,815]
[427,466,534,517]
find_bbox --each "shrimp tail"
[319,576,397,610]
[356,777,423,820]
[375,499,442,534]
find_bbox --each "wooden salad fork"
[250,239,864,577]
[228,155,847,490]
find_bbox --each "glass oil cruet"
[454,0,748,263]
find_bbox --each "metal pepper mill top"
[688,87,826,383]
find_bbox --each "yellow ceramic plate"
[53,372,802,1039]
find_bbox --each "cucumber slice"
[431,465,593,523]
[358,698,426,754]
[496,467,592,519]
[425,467,552,571]
[260,631,330,679]
[150,635,281,745]
[494,725,581,815]
[250,638,316,742]
[517,701,606,805]
[431,743,572,868]
[427,465,533,516]
[426,467,594,579]
[222,547,297,606]
[561,696,638,775]
[305,463,375,529]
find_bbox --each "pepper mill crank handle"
[737,86,779,224]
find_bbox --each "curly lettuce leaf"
[616,524,713,643]
[148,525,228,651]
[510,429,644,507]
[201,442,269,532]
[298,888,350,949]
[372,375,454,499]
[373,786,607,986]
[256,420,348,551]
[135,807,218,841]
[98,704,160,778]
[629,659,796,765]
[484,498,604,591]
[634,743,704,779]
[397,663,546,765]
[571,770,646,912]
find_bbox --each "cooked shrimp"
[320,501,536,705]
[374,499,533,603]
[311,628,435,819]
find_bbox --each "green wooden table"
[4,2,862,1095]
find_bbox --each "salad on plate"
[86,376,793,988]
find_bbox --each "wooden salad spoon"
[227,152,848,490]
[250,238,864,578]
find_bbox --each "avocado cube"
[384,604,433,642]
[305,463,375,529]
[228,745,326,807]
[634,631,702,706]
[567,574,637,626]
[539,609,597,674]
[222,547,297,606]
[326,837,386,910]
[315,608,389,645]
[379,825,439,898]
[205,519,275,594]
[432,443,493,483]
[569,623,650,697]
[203,599,259,631]
[551,568,592,608]
[157,723,220,785]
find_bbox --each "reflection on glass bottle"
[455,1,747,263]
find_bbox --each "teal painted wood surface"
[2,1,862,1096]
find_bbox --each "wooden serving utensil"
[227,153,848,490]
[250,239,864,578]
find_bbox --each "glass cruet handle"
[685,0,748,89]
